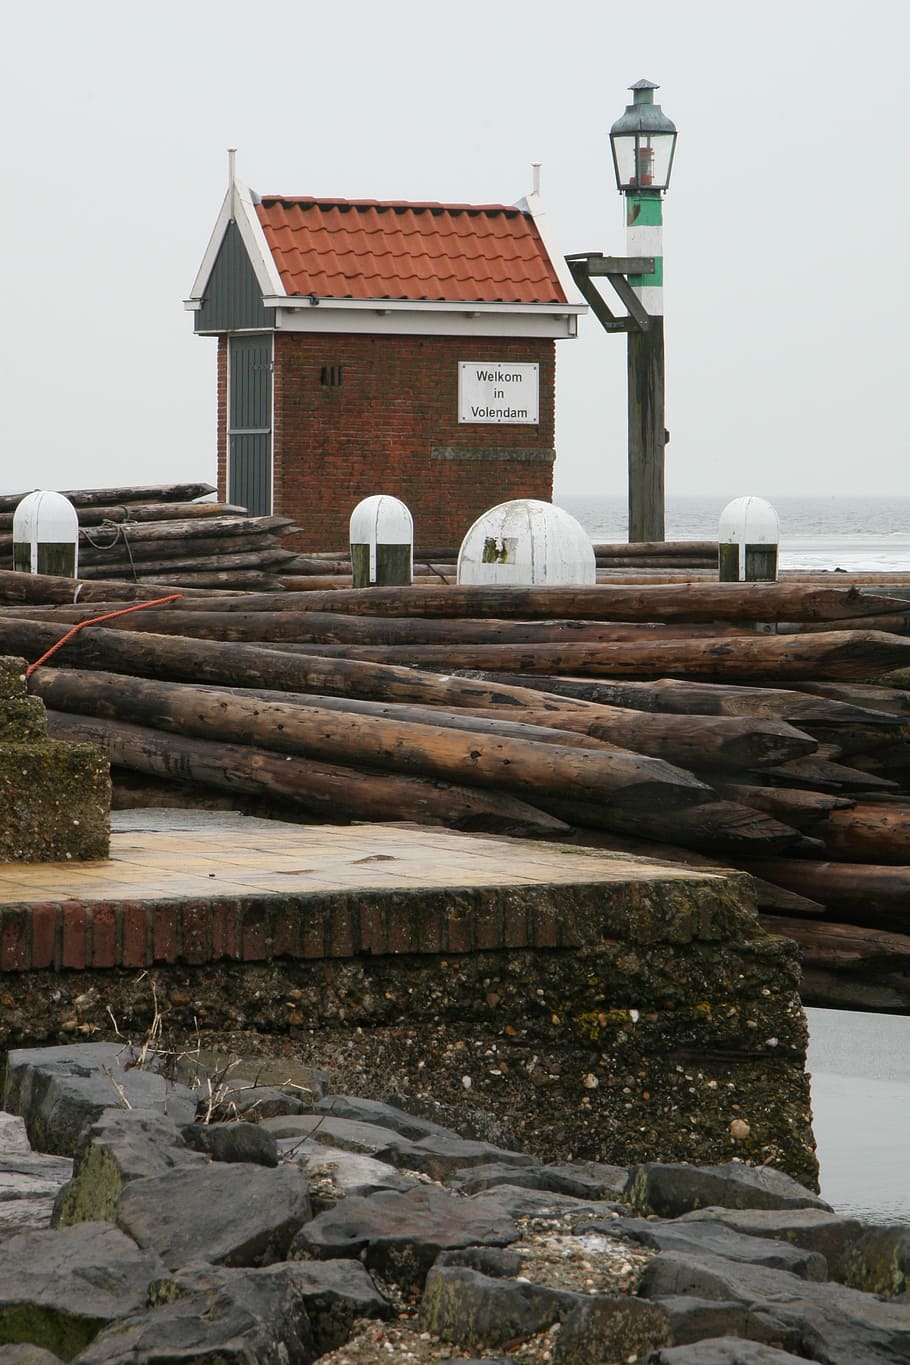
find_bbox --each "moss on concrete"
[0,654,111,861]
[0,742,111,861]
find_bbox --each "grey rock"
[261,1112,413,1154]
[588,1216,828,1280]
[0,1114,72,1240]
[385,1091,516,1148]
[650,1339,817,1363]
[72,1261,316,1364]
[117,1161,312,1270]
[418,1262,581,1349]
[0,1222,166,1359]
[552,1294,671,1364]
[203,1083,311,1122]
[52,1108,207,1227]
[436,1246,526,1278]
[446,1160,626,1200]
[0,1348,65,1364]
[3,1044,198,1156]
[311,1093,462,1140]
[0,1112,37,1157]
[675,1206,872,1289]
[141,1258,389,1356]
[168,1048,329,1103]
[654,1295,802,1352]
[372,1133,537,1182]
[278,1137,418,1207]
[180,1120,279,1166]
[289,1184,519,1290]
[626,1161,832,1218]
[464,1185,627,1223]
[262,1258,390,1353]
[640,1251,910,1364]
[844,1223,910,1298]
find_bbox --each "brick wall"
[271,333,556,552]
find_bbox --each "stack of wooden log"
[4,572,910,1012]
[277,540,719,590]
[0,484,302,591]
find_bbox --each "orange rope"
[25,594,183,678]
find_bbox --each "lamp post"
[609,80,677,542]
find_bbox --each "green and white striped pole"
[610,80,677,543]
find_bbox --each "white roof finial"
[228,148,237,219]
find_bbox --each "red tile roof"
[255,197,568,306]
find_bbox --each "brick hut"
[185,161,584,551]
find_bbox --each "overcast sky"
[2,0,907,506]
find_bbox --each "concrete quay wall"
[0,839,818,1189]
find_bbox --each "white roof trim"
[186,176,285,304]
[515,191,586,309]
[261,295,585,317]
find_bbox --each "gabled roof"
[254,196,569,305]
[186,169,584,337]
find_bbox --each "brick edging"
[0,885,578,973]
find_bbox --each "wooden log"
[0,615,605,711]
[758,916,910,1012]
[86,570,287,590]
[78,556,297,586]
[787,681,910,715]
[29,668,708,811]
[43,711,571,836]
[77,536,296,566]
[0,570,228,604]
[551,829,825,916]
[0,501,248,533]
[810,803,910,863]
[236,688,610,746]
[456,706,818,771]
[78,549,298,576]
[736,857,910,931]
[0,483,215,513]
[776,612,910,635]
[280,556,354,576]
[169,582,904,623]
[276,576,355,591]
[847,749,910,783]
[6,607,747,645]
[756,755,899,792]
[78,514,297,544]
[590,556,716,570]
[760,915,910,967]
[535,796,802,853]
[219,630,910,681]
[708,783,855,830]
[786,720,909,757]
[449,672,905,727]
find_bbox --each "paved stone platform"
[0,809,711,907]
[0,809,734,974]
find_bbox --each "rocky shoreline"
[1,1041,909,1364]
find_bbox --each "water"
[807,1009,910,1223]
[558,493,910,1221]
[556,493,910,574]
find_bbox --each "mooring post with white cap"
[12,491,80,577]
[718,496,780,581]
[349,495,413,588]
[609,79,677,543]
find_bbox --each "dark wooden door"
[228,334,273,515]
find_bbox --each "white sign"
[458,361,539,425]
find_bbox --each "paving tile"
[0,817,711,911]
